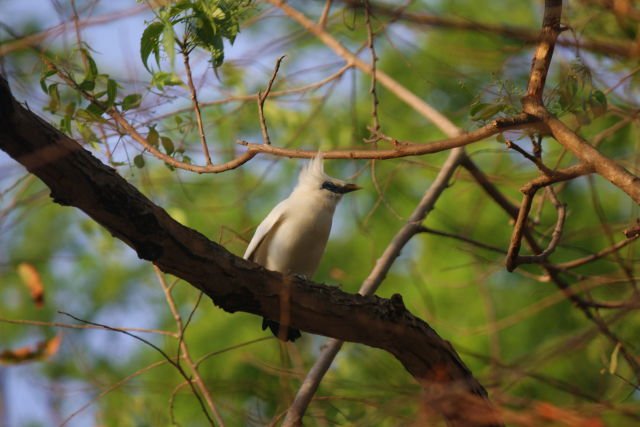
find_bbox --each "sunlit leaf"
[0,335,62,365]
[17,263,45,308]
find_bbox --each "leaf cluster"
[140,0,252,71]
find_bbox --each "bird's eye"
[321,181,339,193]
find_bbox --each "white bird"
[244,154,360,341]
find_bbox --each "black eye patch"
[321,181,341,193]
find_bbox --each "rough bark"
[0,76,500,426]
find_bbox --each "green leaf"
[122,94,142,111]
[65,102,76,117]
[147,126,159,147]
[59,115,71,134]
[592,90,606,105]
[161,136,174,155]
[470,102,489,117]
[133,154,145,168]
[82,48,98,80]
[86,102,105,117]
[470,103,505,121]
[210,34,225,68]
[47,83,60,113]
[609,342,621,374]
[78,79,95,92]
[589,89,607,117]
[106,79,118,107]
[40,68,56,93]
[140,21,165,71]
[151,71,183,89]
[162,23,176,68]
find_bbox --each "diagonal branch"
[181,44,213,165]
[257,55,286,146]
[0,76,499,427]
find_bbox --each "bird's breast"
[264,207,333,277]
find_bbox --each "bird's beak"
[339,183,361,194]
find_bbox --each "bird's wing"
[243,200,288,261]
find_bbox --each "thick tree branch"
[0,77,498,426]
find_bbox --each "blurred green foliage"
[1,0,639,426]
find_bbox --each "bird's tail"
[262,317,302,342]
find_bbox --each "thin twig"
[515,187,566,265]
[363,0,381,141]
[58,311,218,426]
[505,192,535,272]
[318,0,333,28]
[0,316,176,336]
[181,44,213,165]
[60,360,168,426]
[70,0,89,71]
[257,56,286,145]
[154,267,225,427]
[417,226,507,254]
[556,234,640,270]
[505,138,553,175]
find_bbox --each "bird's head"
[297,153,361,200]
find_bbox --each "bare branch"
[556,235,640,270]
[154,267,225,426]
[363,0,381,139]
[514,188,567,266]
[181,45,213,165]
[238,114,540,159]
[505,191,535,272]
[318,0,333,28]
[522,0,564,105]
[257,55,286,146]
[417,226,507,255]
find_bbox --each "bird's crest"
[298,152,329,187]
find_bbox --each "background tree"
[0,0,639,426]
